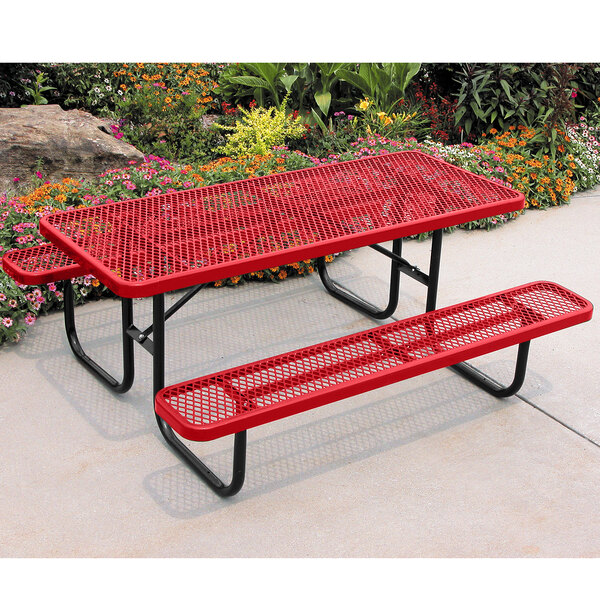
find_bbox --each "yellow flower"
[358,98,370,110]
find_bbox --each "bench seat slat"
[155,281,593,442]
[2,243,87,285]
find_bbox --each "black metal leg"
[425,229,443,312]
[63,279,135,393]
[450,341,531,398]
[317,238,403,319]
[318,229,444,318]
[151,292,246,497]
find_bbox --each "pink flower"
[2,317,13,328]
[571,90,578,98]
[35,171,43,178]
[13,177,20,183]
[25,313,36,326]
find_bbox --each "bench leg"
[63,279,135,393]
[151,292,246,497]
[450,341,531,398]
[156,416,247,497]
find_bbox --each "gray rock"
[0,104,145,193]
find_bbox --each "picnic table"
[3,150,593,497]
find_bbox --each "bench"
[155,280,593,496]
[2,242,87,285]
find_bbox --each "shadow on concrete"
[12,255,553,517]
[143,363,550,518]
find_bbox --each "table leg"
[151,292,247,497]
[318,228,444,318]
[425,228,443,312]
[317,238,403,319]
[63,279,135,393]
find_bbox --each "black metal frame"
[63,279,135,393]
[61,279,245,497]
[60,226,531,498]
[449,341,530,397]
[316,228,531,398]
[152,292,247,498]
[317,228,443,318]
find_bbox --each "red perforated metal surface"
[2,243,87,285]
[39,151,524,298]
[155,281,592,441]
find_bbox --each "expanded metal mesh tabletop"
[39,151,524,298]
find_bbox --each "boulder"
[0,104,145,193]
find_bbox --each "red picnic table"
[3,150,592,496]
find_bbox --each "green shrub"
[215,95,306,157]
[452,63,580,141]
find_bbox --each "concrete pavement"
[0,187,598,557]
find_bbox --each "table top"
[39,150,525,298]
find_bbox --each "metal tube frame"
[317,229,530,397]
[62,278,246,496]
[63,279,135,393]
[61,226,531,498]
[317,229,444,319]
[152,293,246,498]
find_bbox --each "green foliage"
[337,63,421,114]
[218,63,354,124]
[351,96,425,140]
[215,95,305,157]
[20,72,55,106]
[46,63,126,114]
[0,63,48,107]
[222,62,290,108]
[113,85,214,162]
[452,63,581,144]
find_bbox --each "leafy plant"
[215,94,305,157]
[352,97,423,139]
[452,63,582,150]
[20,71,56,106]
[337,63,421,115]
[220,63,292,108]
[45,63,126,113]
[0,63,46,108]
[218,63,355,132]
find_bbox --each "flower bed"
[2,118,600,345]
